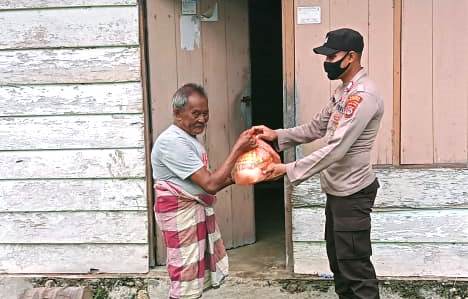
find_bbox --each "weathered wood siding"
[291,167,468,277]
[0,1,147,273]
[294,242,468,277]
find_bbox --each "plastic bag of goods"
[232,139,281,185]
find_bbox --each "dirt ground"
[3,275,467,299]
[148,276,468,299]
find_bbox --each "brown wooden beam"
[138,0,156,268]
[282,0,295,272]
[393,0,402,166]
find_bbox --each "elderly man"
[151,83,256,299]
[255,28,383,298]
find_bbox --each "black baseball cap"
[313,28,364,55]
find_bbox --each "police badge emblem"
[344,95,363,118]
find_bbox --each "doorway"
[227,0,286,272]
[144,0,286,270]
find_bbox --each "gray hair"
[172,83,207,111]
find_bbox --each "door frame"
[281,0,295,271]
[138,0,157,267]
[139,0,297,270]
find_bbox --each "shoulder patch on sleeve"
[344,95,363,118]
[356,84,365,92]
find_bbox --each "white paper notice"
[297,6,321,24]
[182,0,197,15]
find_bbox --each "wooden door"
[146,0,255,264]
[292,0,394,164]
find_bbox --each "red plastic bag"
[232,139,281,185]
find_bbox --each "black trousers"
[325,179,380,299]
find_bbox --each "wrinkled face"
[175,93,209,136]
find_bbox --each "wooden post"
[392,0,402,166]
[281,0,295,272]
[138,0,156,267]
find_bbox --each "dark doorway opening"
[250,0,285,267]
[229,0,285,272]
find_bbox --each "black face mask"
[323,52,350,80]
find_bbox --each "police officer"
[254,28,383,299]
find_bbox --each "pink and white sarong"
[154,181,228,299]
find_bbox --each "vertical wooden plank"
[201,0,233,248]
[139,0,155,267]
[369,0,394,165]
[225,0,255,248]
[146,0,178,137]
[283,0,296,145]
[433,0,468,163]
[146,0,177,264]
[329,0,369,93]
[174,1,204,85]
[393,0,402,166]
[400,0,433,164]
[294,0,330,156]
[283,0,295,271]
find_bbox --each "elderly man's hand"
[262,163,286,181]
[233,128,257,154]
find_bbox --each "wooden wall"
[146,0,254,264]
[401,0,468,164]
[290,0,468,277]
[292,167,468,276]
[0,0,148,273]
[294,0,394,165]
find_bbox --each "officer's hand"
[262,163,286,181]
[252,125,278,142]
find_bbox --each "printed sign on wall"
[297,6,321,24]
[182,0,197,15]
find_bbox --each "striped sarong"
[154,180,228,299]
